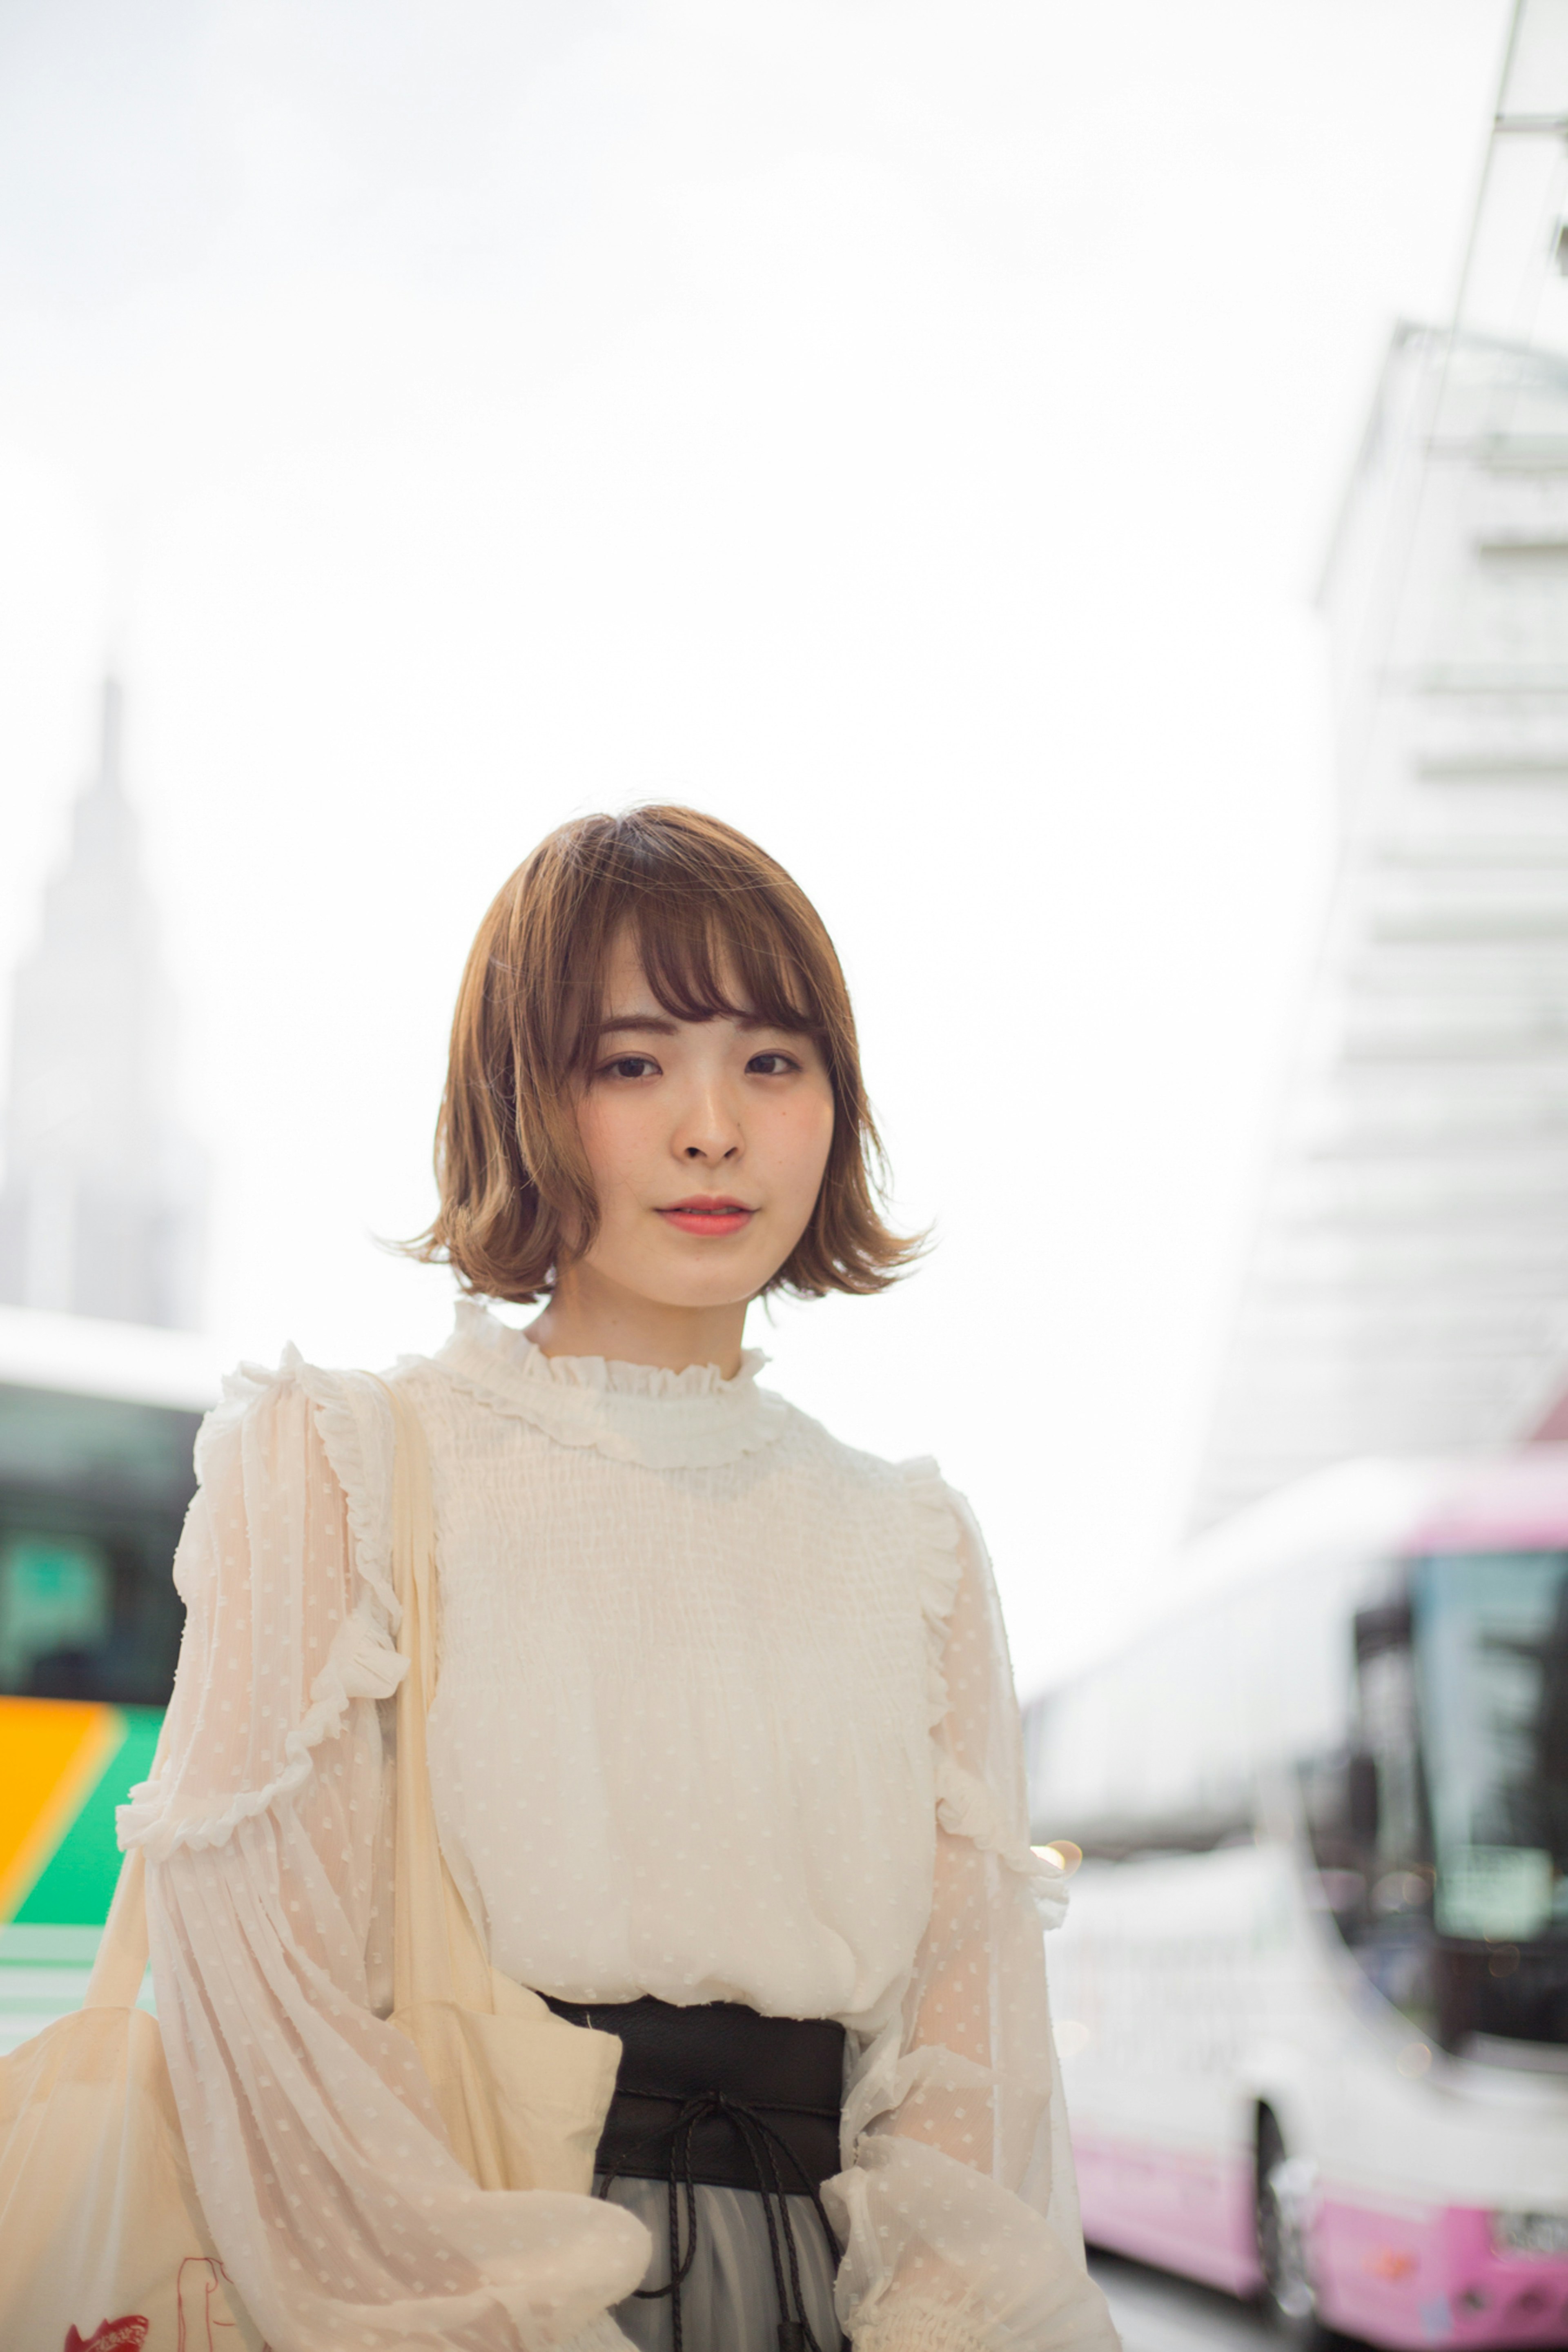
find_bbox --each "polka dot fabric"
[122,1307,1117,2352]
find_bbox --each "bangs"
[620,892,818,1037]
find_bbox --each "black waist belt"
[542,1993,847,2352]
[544,1993,845,2189]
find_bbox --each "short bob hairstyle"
[412,805,918,1303]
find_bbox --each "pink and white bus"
[1025,1449,1568,2349]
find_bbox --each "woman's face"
[567,930,836,1314]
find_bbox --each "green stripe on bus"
[14,1707,165,1927]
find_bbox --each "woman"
[123,807,1119,2352]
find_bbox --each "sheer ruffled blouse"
[123,1302,1117,2352]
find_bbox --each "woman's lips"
[657,1200,757,1236]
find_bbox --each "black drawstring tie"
[595,2086,844,2352]
[541,1991,847,2352]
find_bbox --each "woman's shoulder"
[192,1346,402,1619]
[769,1390,962,1510]
[772,1399,973,1581]
[198,1343,398,1466]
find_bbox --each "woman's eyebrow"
[597,1013,681,1037]
[597,1009,797,1037]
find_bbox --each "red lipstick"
[657,1195,756,1236]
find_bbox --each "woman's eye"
[602,1055,660,1080]
[746,1051,797,1076]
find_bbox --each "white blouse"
[122,1301,1117,2352]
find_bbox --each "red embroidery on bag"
[61,2258,264,2352]
[176,2256,244,2349]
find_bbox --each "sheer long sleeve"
[119,1356,648,2352]
[827,1478,1119,2352]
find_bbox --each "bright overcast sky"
[0,0,1515,1690]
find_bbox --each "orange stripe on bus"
[0,1698,125,1921]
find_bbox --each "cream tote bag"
[0,1833,262,2352]
[0,1379,621,2350]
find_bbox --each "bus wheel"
[1257,2112,1336,2348]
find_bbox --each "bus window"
[1296,1596,1439,2034]
[0,1384,196,1708]
[1412,1549,1568,2052]
[0,1535,112,1686]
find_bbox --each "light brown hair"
[412,805,919,1302]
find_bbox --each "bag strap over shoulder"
[370,1375,498,2017]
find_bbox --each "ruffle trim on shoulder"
[120,1596,404,1861]
[123,1345,407,1862]
[935,1756,1071,1928]
[191,1348,302,1476]
[194,1345,402,1637]
[899,1461,1071,1930]
[197,1349,400,1630]
[898,1459,965,1734]
[294,1360,401,1630]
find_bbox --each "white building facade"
[1196,3,1568,1523]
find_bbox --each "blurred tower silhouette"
[0,680,205,1327]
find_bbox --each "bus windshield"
[1412,1550,1568,1944]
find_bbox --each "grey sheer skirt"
[600,2175,843,2352]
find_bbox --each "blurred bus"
[1027,1451,1568,2350]
[0,1305,215,2048]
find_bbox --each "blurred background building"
[1195,11,1568,1524]
[0,675,204,1330]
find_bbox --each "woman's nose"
[678,1085,742,1162]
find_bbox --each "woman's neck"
[525,1266,750,1379]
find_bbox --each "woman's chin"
[631,1257,776,1316]
[649,1277,768,1316]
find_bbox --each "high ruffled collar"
[428,1299,790,1470]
